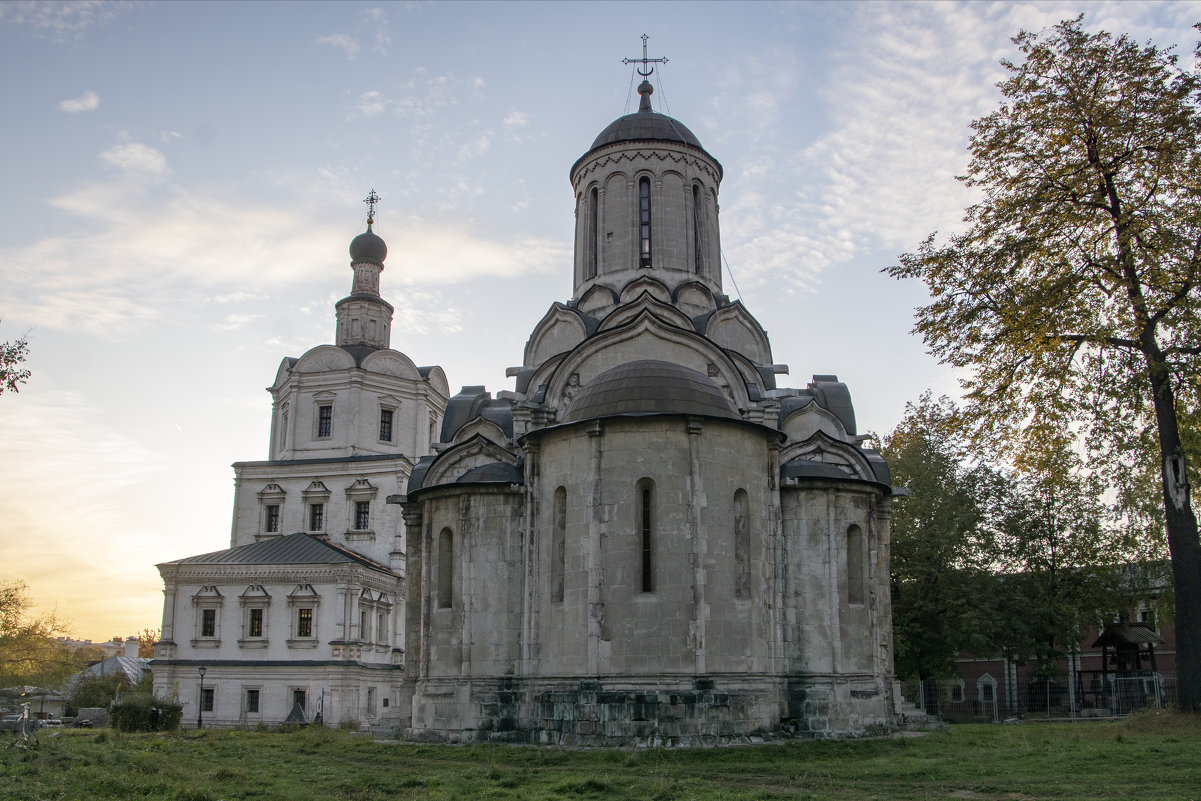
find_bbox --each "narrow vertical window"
[265,505,280,533]
[355,501,371,530]
[201,609,217,638]
[309,503,324,532]
[637,478,654,592]
[734,490,750,599]
[847,524,864,605]
[317,405,332,438]
[379,408,393,442]
[245,689,260,714]
[296,608,313,638]
[248,608,263,637]
[360,608,369,641]
[639,177,652,268]
[280,412,288,449]
[588,187,599,279]
[552,486,566,603]
[377,612,386,643]
[438,528,454,609]
[201,688,215,712]
[692,184,704,274]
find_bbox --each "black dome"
[564,360,739,423]
[350,228,387,263]
[590,110,706,151]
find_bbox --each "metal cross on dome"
[623,34,667,77]
[364,189,381,225]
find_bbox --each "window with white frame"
[302,480,330,534]
[191,586,224,647]
[379,408,394,442]
[238,585,271,647]
[345,478,378,539]
[257,483,286,536]
[312,394,336,440]
[358,588,375,643]
[244,688,261,715]
[374,592,392,647]
[286,584,320,648]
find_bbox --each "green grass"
[3,712,1200,800]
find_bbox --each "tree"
[135,627,160,658]
[889,18,1201,710]
[989,446,1132,676]
[0,580,76,689]
[69,672,134,710]
[0,320,30,396]
[880,393,1004,682]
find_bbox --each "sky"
[0,0,1197,642]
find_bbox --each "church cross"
[364,189,381,225]
[622,34,667,77]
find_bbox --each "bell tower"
[335,189,394,349]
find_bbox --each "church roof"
[589,109,706,152]
[349,228,386,263]
[457,461,523,484]
[163,532,395,575]
[563,359,739,423]
[572,78,721,179]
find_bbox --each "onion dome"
[349,222,387,263]
[564,360,739,423]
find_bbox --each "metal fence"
[900,672,1175,722]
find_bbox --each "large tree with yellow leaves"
[890,19,1201,709]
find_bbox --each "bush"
[69,673,134,712]
[109,694,182,732]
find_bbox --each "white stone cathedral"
[153,74,902,743]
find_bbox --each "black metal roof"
[1092,624,1166,649]
[163,532,395,575]
[563,359,739,423]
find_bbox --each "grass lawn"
[2,712,1199,801]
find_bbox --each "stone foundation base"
[408,674,897,745]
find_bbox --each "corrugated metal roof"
[164,532,395,575]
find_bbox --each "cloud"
[363,6,390,54]
[0,0,131,41]
[99,142,169,175]
[347,70,482,121]
[503,110,529,132]
[456,131,492,163]
[0,172,567,337]
[59,90,99,113]
[318,32,359,59]
[715,4,1006,293]
[212,313,264,332]
[354,90,387,117]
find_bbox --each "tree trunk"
[1145,352,1201,712]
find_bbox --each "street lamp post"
[197,666,207,730]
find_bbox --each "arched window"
[552,486,566,603]
[437,528,453,609]
[847,524,864,605]
[587,187,599,279]
[636,478,655,592]
[734,490,750,599]
[639,177,652,268]
[693,184,704,274]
